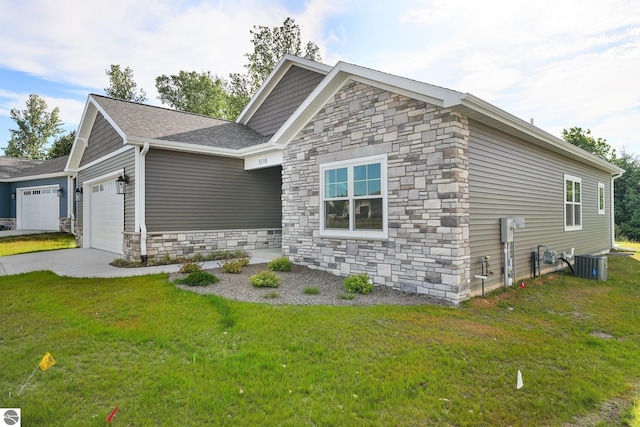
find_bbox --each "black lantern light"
[116,175,129,195]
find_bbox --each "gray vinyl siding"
[10,177,68,218]
[77,148,135,232]
[145,149,281,231]
[468,120,612,293]
[80,113,124,167]
[247,65,325,136]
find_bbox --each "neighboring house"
[0,155,72,231]
[66,55,623,304]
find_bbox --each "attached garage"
[87,179,124,254]
[16,185,60,230]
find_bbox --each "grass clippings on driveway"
[1,256,640,426]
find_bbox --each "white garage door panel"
[18,186,59,230]
[90,180,124,254]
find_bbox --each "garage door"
[90,180,124,254]
[17,186,59,230]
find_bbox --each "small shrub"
[175,271,219,287]
[343,273,373,294]
[250,270,280,288]
[303,287,320,295]
[338,292,356,300]
[263,291,279,299]
[191,253,205,262]
[232,249,249,259]
[268,257,292,272]
[180,262,202,274]
[222,258,250,274]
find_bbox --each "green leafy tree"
[48,130,76,159]
[562,127,616,161]
[105,65,147,102]
[155,71,233,119]
[613,151,640,241]
[229,17,322,109]
[4,94,63,159]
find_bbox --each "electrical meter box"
[500,217,525,243]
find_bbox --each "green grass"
[616,240,640,252]
[0,233,76,256]
[2,256,640,425]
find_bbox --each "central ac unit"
[574,255,608,281]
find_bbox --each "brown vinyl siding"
[247,65,325,136]
[80,113,124,167]
[77,148,135,232]
[468,120,611,294]
[145,149,281,231]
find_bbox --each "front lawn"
[0,232,76,256]
[1,255,640,425]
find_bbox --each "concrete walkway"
[0,247,282,277]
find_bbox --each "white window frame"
[320,154,388,239]
[564,174,582,231]
[598,182,605,215]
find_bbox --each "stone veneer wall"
[123,229,282,262]
[1,218,16,230]
[59,218,71,234]
[282,81,471,304]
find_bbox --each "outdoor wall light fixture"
[116,175,129,195]
[57,187,63,197]
[75,188,83,198]
[11,192,15,200]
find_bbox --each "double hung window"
[598,183,605,215]
[564,174,582,231]
[321,155,387,238]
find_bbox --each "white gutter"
[4,172,68,182]
[138,142,150,261]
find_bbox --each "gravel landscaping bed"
[173,263,449,306]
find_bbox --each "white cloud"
[1,0,639,154]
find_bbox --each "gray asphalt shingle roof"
[0,157,44,179]
[10,155,69,178]
[91,94,270,149]
[0,155,69,180]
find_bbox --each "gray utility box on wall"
[574,255,608,281]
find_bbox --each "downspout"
[68,175,75,235]
[137,142,150,263]
[611,171,623,248]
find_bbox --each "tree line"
[3,17,319,160]
[4,18,639,242]
[562,127,640,241]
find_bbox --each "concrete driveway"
[0,247,282,277]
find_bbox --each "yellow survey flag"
[39,352,56,371]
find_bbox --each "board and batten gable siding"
[80,112,124,167]
[246,65,325,136]
[145,149,281,232]
[11,177,68,218]
[77,149,135,232]
[468,120,612,295]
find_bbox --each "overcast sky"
[1,0,639,156]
